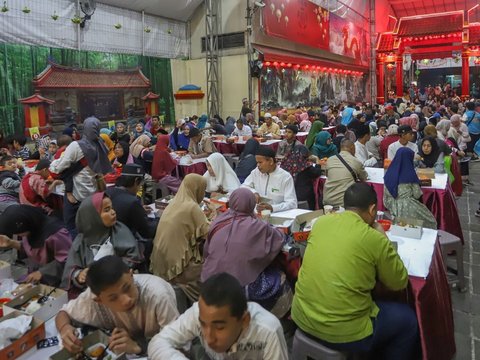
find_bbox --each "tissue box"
[0,311,45,360]
[50,330,126,360]
[3,285,68,321]
[0,261,11,280]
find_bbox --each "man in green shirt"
[292,183,418,360]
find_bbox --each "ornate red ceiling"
[387,0,480,23]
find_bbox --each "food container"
[3,285,68,321]
[50,330,126,360]
[0,311,45,360]
[416,168,435,179]
[390,218,423,239]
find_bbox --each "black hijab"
[419,136,441,168]
[116,141,130,165]
[77,117,112,174]
[0,205,64,248]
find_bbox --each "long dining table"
[275,209,455,360]
[315,167,463,243]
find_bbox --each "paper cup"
[324,205,333,214]
[260,209,271,221]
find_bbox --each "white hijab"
[203,153,240,194]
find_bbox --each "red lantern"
[305,65,310,69]
[265,61,271,66]
[294,64,300,69]
[280,62,285,67]
[273,61,279,66]
[287,63,292,67]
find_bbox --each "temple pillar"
[396,55,403,97]
[462,50,470,98]
[376,58,385,103]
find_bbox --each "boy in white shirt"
[148,272,288,360]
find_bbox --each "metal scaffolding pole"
[205,0,220,117]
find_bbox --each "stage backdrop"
[260,67,368,109]
[0,44,174,135]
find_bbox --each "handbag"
[336,154,361,182]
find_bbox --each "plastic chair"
[438,230,466,292]
[292,329,348,360]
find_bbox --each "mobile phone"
[37,336,59,349]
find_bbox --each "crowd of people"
[0,86,478,359]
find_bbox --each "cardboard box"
[0,311,45,360]
[291,210,324,233]
[3,285,68,321]
[390,224,423,239]
[0,261,11,280]
[50,330,126,360]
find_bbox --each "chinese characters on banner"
[263,0,330,50]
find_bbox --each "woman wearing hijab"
[201,188,292,318]
[110,122,130,144]
[151,135,181,193]
[61,192,141,294]
[100,133,115,162]
[281,145,322,210]
[383,147,437,229]
[235,138,259,183]
[224,116,236,135]
[305,121,324,150]
[169,120,191,151]
[113,141,134,167]
[132,122,152,140]
[197,114,208,130]
[203,152,240,195]
[0,205,71,286]
[312,131,338,159]
[417,137,445,173]
[150,174,209,302]
[130,134,154,171]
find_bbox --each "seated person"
[281,145,322,210]
[106,164,157,241]
[19,159,63,215]
[202,189,291,317]
[187,127,217,159]
[203,153,240,196]
[100,133,116,162]
[276,125,302,157]
[0,205,71,286]
[417,137,445,174]
[235,138,259,183]
[110,121,131,144]
[130,134,154,172]
[112,141,134,167]
[384,147,437,229]
[380,124,399,161]
[208,118,227,135]
[132,121,153,140]
[305,121,324,150]
[151,135,182,193]
[0,155,22,209]
[312,131,338,159]
[323,139,368,207]
[299,112,311,132]
[148,272,289,360]
[242,147,297,213]
[292,183,417,360]
[61,192,141,294]
[366,120,387,162]
[56,256,178,356]
[230,118,252,138]
[169,120,191,151]
[148,115,168,136]
[257,113,281,139]
[150,174,210,302]
[387,125,418,160]
[10,134,31,160]
[354,125,378,167]
[45,140,58,161]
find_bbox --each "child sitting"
[0,155,23,212]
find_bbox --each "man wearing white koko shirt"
[241,146,297,213]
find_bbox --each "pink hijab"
[201,188,284,286]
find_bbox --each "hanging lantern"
[287,63,292,67]
[265,61,271,66]
[273,61,279,66]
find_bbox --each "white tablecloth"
[365,167,448,190]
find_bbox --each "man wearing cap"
[257,113,281,138]
[242,147,297,213]
[19,159,63,215]
[381,105,400,126]
[354,125,378,167]
[387,125,418,160]
[277,125,302,157]
[187,127,217,159]
[106,164,158,242]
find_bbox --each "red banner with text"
[263,0,329,50]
